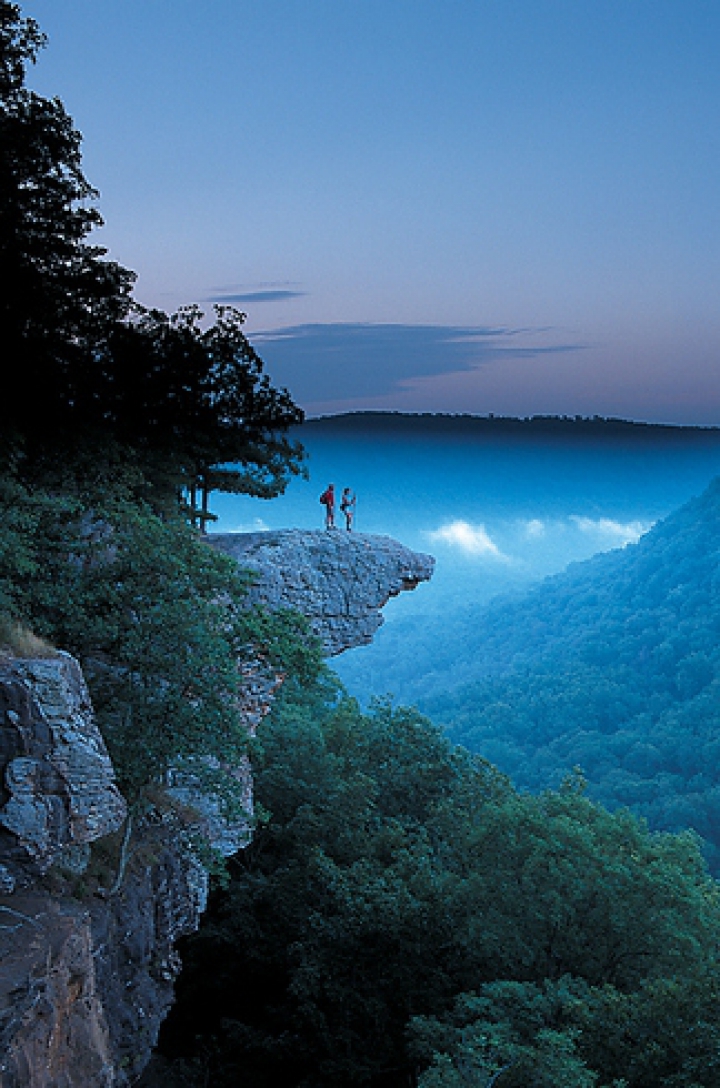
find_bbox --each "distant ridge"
[301,411,720,443]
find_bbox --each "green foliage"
[0,0,312,810]
[0,466,78,620]
[0,469,322,805]
[238,604,324,689]
[411,969,720,1088]
[154,678,720,1087]
[412,981,603,1088]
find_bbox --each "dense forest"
[5,4,720,1085]
[303,410,720,443]
[144,673,720,1087]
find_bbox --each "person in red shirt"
[320,484,335,529]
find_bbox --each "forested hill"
[422,475,720,868]
[430,473,720,677]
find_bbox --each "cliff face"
[0,654,125,1087]
[0,530,433,1087]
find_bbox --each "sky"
[22,0,720,424]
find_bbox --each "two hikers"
[320,484,356,531]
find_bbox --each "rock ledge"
[209,529,435,656]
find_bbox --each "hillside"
[420,475,720,867]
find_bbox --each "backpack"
[319,489,331,505]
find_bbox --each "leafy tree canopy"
[415,477,720,870]
[0,1,134,435]
[100,303,306,524]
[148,678,720,1088]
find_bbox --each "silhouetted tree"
[1,2,305,515]
[102,304,306,527]
[0,1,134,444]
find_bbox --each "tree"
[0,1,134,445]
[101,304,306,526]
[0,471,324,801]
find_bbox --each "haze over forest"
[164,410,720,1084]
[213,409,720,616]
[213,410,720,858]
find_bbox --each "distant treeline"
[300,410,720,445]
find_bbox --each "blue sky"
[23,0,720,424]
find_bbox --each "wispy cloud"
[210,289,306,304]
[519,514,652,546]
[218,517,270,534]
[569,515,651,543]
[427,520,508,559]
[524,518,547,538]
[251,322,586,404]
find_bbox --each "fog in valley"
[211,414,720,883]
[213,412,720,703]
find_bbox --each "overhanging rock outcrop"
[209,529,435,657]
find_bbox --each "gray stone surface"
[209,529,435,656]
[0,652,127,881]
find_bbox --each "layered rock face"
[0,530,433,1086]
[0,653,131,1087]
[0,653,127,888]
